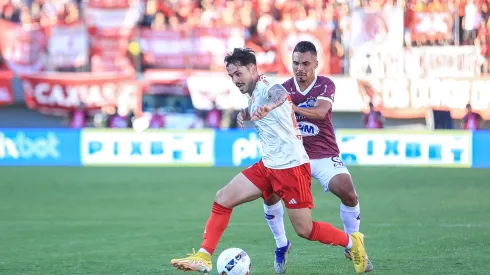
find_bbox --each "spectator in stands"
[108,107,129,128]
[93,106,112,128]
[330,39,344,75]
[482,1,489,23]
[64,2,80,25]
[20,5,32,26]
[463,0,479,45]
[68,102,88,128]
[191,111,205,129]
[140,0,156,27]
[205,101,221,129]
[363,102,384,129]
[476,20,489,74]
[1,4,20,22]
[461,103,483,130]
[428,0,447,12]
[2,0,490,77]
[149,108,165,128]
[151,12,166,30]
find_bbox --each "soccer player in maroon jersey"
[263,41,373,273]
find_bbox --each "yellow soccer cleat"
[347,232,371,274]
[170,249,212,273]
[345,249,374,272]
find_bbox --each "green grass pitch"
[1,167,490,275]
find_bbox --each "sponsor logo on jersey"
[259,75,270,86]
[298,97,316,108]
[298,121,320,136]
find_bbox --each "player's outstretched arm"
[251,84,288,121]
[267,84,288,110]
[293,99,332,120]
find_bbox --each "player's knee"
[293,222,312,239]
[215,188,227,206]
[342,191,358,207]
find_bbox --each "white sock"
[340,202,361,235]
[264,201,288,248]
[346,236,353,249]
[198,248,210,255]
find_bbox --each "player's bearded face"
[292,51,318,84]
[227,63,255,94]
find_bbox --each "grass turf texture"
[0,167,489,275]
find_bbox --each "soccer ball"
[216,248,251,275]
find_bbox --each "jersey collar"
[294,75,318,96]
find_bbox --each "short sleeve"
[317,79,335,104]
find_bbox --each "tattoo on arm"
[267,84,288,109]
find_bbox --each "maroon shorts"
[242,160,314,209]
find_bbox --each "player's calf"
[287,208,314,239]
[329,173,361,236]
[328,173,358,207]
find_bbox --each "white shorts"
[311,156,351,192]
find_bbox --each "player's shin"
[308,221,352,249]
[340,202,361,235]
[200,202,232,255]
[263,200,288,248]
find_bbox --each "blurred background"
[0,0,488,130]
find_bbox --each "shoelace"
[275,247,287,262]
[186,248,197,257]
[352,249,361,265]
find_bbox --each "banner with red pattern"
[246,25,332,74]
[350,7,404,50]
[138,27,244,70]
[411,11,454,41]
[20,73,141,115]
[0,19,46,74]
[0,71,14,105]
[357,77,490,120]
[85,0,136,8]
[47,23,89,70]
[83,0,142,73]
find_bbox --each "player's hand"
[251,105,272,121]
[237,109,246,130]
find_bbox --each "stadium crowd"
[0,0,489,74]
[0,0,487,130]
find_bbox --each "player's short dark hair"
[466,103,471,108]
[293,41,317,57]
[224,48,257,67]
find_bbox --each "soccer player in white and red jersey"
[170,48,370,274]
[262,41,374,273]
